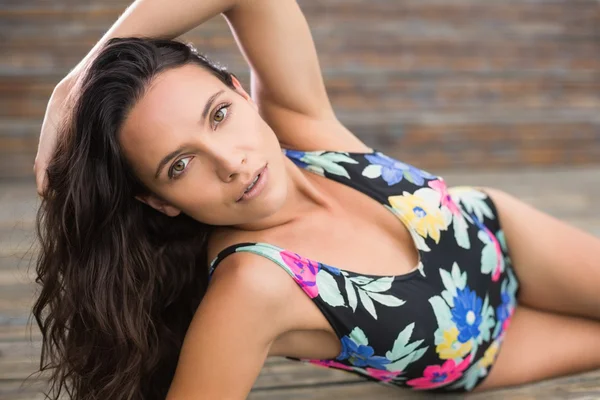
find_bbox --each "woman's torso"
[205,128,517,392]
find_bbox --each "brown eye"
[214,109,225,122]
[212,104,229,125]
[173,160,185,171]
[169,157,192,179]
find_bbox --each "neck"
[230,155,337,232]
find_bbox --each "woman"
[33,0,600,399]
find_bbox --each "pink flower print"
[406,355,472,390]
[307,359,354,371]
[502,314,512,333]
[365,368,403,382]
[280,250,320,298]
[429,179,461,216]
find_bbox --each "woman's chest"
[263,178,422,278]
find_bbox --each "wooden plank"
[247,369,600,399]
[3,74,600,118]
[2,39,599,74]
[253,360,363,389]
[0,379,48,400]
[2,121,600,179]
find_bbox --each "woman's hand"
[34,75,76,196]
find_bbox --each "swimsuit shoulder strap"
[208,242,322,299]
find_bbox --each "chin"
[253,184,287,217]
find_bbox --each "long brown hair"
[32,37,236,399]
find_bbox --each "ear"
[231,75,257,110]
[135,194,181,217]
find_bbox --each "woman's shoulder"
[204,230,317,332]
[206,228,288,284]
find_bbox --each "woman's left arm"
[86,0,342,144]
[223,1,335,120]
[36,0,350,194]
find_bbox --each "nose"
[214,150,247,182]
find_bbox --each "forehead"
[123,64,224,138]
[119,64,225,175]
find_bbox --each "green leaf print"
[358,290,378,319]
[362,164,381,179]
[496,229,508,252]
[403,170,419,184]
[429,296,454,335]
[453,214,471,250]
[361,276,394,292]
[344,276,358,312]
[341,275,405,318]
[386,347,428,372]
[440,270,457,306]
[349,276,374,285]
[349,326,369,346]
[316,269,346,307]
[452,188,495,222]
[506,267,518,297]
[451,262,467,287]
[301,152,358,179]
[440,263,467,306]
[480,240,498,275]
[387,322,415,359]
[367,292,406,307]
[386,323,426,360]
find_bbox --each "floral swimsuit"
[208,148,519,393]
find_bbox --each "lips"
[236,164,267,202]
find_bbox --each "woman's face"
[119,63,288,226]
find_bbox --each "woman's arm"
[68,0,240,78]
[225,1,365,150]
[36,0,360,194]
[166,256,301,399]
[72,0,335,126]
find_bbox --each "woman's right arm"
[166,256,299,399]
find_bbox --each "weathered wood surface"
[1,165,599,399]
[1,0,599,179]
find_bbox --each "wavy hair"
[32,37,236,399]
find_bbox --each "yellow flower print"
[479,340,499,368]
[389,191,448,243]
[436,327,472,360]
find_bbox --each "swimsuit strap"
[208,242,323,299]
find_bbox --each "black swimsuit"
[208,148,519,393]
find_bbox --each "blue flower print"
[283,149,310,169]
[322,264,341,276]
[451,288,483,343]
[365,153,435,186]
[496,292,511,325]
[337,336,390,369]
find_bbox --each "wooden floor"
[1,165,600,399]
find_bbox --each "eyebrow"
[154,90,225,180]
